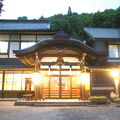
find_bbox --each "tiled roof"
[0,19,50,30]
[84,27,120,39]
[0,58,29,68]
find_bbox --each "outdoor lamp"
[81,73,90,85]
[32,72,41,85]
[110,70,119,95]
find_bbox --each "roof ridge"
[0,19,50,23]
[84,27,120,30]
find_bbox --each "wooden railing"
[43,89,80,97]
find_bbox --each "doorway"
[41,66,90,99]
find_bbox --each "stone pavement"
[0,102,120,120]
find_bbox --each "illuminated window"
[0,73,3,90]
[4,73,23,91]
[21,42,35,49]
[61,66,70,69]
[109,45,120,58]
[42,77,49,88]
[61,71,70,75]
[4,72,33,91]
[13,74,22,90]
[51,66,60,69]
[0,42,8,53]
[51,71,60,75]
[4,74,13,90]
[41,57,57,62]
[72,77,80,88]
[63,57,79,62]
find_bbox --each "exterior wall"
[91,69,115,96]
[0,34,52,58]
[92,40,107,53]
[2,91,34,98]
[0,69,89,99]
[0,70,34,98]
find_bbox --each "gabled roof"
[0,19,50,31]
[84,27,120,40]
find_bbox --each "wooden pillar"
[79,79,83,100]
[1,71,5,98]
[118,75,120,97]
[59,65,62,98]
[48,65,51,99]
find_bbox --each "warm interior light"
[32,72,41,85]
[81,73,90,85]
[110,70,119,78]
[110,70,119,94]
[76,77,81,84]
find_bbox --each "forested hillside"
[18,7,120,40]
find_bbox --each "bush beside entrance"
[89,96,108,104]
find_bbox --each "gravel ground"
[0,102,120,120]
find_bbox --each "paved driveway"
[0,102,120,120]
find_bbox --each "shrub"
[90,96,108,104]
[113,98,120,103]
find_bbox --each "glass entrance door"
[50,76,71,98]
[61,77,71,98]
[50,77,59,98]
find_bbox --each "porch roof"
[13,31,107,66]
[13,31,106,57]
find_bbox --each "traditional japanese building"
[0,20,120,99]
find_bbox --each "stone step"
[15,101,90,106]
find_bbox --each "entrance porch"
[25,66,90,100]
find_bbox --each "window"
[4,73,22,90]
[21,42,35,49]
[9,42,19,58]
[108,45,120,58]
[4,72,33,91]
[0,42,8,53]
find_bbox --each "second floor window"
[0,42,8,53]
[21,42,35,49]
[108,45,120,58]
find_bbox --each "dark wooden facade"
[0,20,120,99]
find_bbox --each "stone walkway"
[0,102,120,120]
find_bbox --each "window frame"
[108,44,120,59]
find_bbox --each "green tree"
[67,6,72,15]
[18,16,28,20]
[115,6,120,27]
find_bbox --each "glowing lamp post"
[32,72,43,100]
[110,70,119,96]
[32,72,41,85]
[81,73,90,100]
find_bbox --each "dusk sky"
[0,0,120,19]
